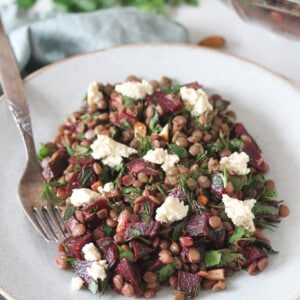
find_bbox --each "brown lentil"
[173,292,185,300]
[143,272,157,283]
[144,289,156,298]
[121,283,135,297]
[279,204,290,217]
[209,216,223,230]
[188,247,201,263]
[170,242,180,255]
[113,274,124,290]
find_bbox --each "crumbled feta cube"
[115,79,153,100]
[87,260,108,281]
[143,148,179,173]
[90,135,137,168]
[70,188,101,207]
[71,277,84,291]
[155,196,188,224]
[98,182,114,198]
[87,81,103,106]
[219,151,250,175]
[82,243,101,261]
[180,86,213,116]
[222,194,256,232]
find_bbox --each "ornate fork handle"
[0,19,37,161]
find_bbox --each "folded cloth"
[0,4,189,75]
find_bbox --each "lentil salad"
[39,76,289,299]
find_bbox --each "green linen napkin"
[0,4,189,76]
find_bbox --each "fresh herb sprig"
[16,0,198,14]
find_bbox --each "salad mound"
[39,76,289,298]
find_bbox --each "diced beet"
[211,97,230,111]
[130,240,155,261]
[69,155,94,166]
[96,237,119,267]
[114,258,143,297]
[177,271,201,297]
[122,174,135,186]
[63,232,92,260]
[84,199,107,213]
[236,242,267,266]
[117,108,138,126]
[138,168,161,180]
[124,221,161,240]
[147,92,183,114]
[143,258,164,273]
[136,198,158,219]
[75,261,93,285]
[42,150,69,180]
[210,173,224,199]
[185,214,225,246]
[64,216,81,235]
[169,185,188,201]
[81,211,102,229]
[126,159,161,180]
[66,165,97,193]
[126,159,146,174]
[241,142,266,172]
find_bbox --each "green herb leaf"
[62,257,76,268]
[204,249,243,268]
[229,226,248,243]
[172,219,186,241]
[120,119,133,130]
[262,188,278,201]
[229,138,244,152]
[63,203,75,220]
[76,133,86,140]
[65,144,75,156]
[88,280,99,294]
[75,145,91,155]
[162,84,182,94]
[229,175,244,192]
[103,224,114,236]
[37,143,56,162]
[137,135,153,156]
[169,144,188,158]
[118,245,135,262]
[149,110,159,133]
[253,203,279,216]
[40,181,57,202]
[204,250,222,267]
[155,263,176,283]
[195,150,207,163]
[122,95,135,107]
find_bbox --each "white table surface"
[172,0,300,88]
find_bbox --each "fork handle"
[0,18,37,160]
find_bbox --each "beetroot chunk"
[124,221,161,240]
[146,92,183,114]
[114,258,143,297]
[236,241,267,266]
[186,214,225,246]
[63,232,93,260]
[177,271,201,297]
[126,159,146,174]
[241,142,266,172]
[66,165,97,193]
[96,237,119,267]
[130,240,155,261]
[117,108,138,126]
[42,150,69,180]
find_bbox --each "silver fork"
[0,18,66,242]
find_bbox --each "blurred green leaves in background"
[16,0,198,14]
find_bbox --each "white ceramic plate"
[1,44,299,300]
